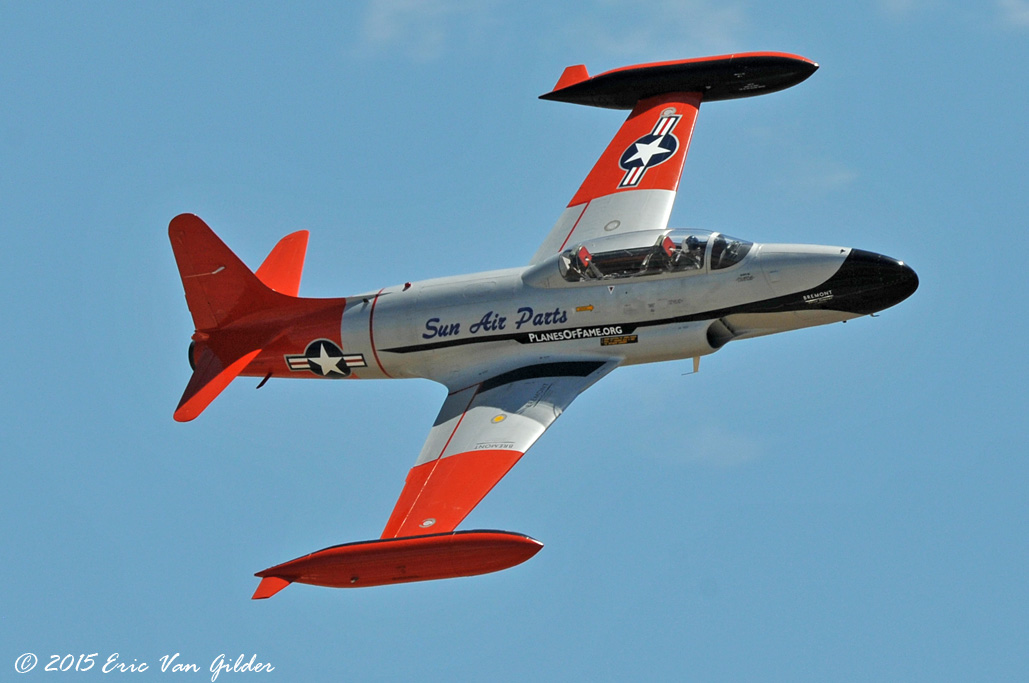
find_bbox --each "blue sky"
[2,1,1027,680]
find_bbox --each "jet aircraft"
[168,53,918,599]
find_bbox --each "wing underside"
[380,360,619,539]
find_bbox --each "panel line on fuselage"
[368,288,393,378]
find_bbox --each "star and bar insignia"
[285,339,367,378]
[618,112,681,188]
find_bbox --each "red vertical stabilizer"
[168,214,342,421]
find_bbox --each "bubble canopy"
[527,229,752,285]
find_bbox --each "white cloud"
[355,0,498,62]
[998,0,1029,27]
[564,0,750,58]
[352,0,749,63]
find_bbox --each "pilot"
[669,235,703,271]
[680,235,704,270]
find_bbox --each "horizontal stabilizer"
[540,52,817,109]
[174,346,263,422]
[256,230,309,296]
[169,214,280,331]
[252,530,543,597]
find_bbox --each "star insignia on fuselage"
[308,340,348,376]
[286,339,352,378]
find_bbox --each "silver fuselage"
[336,241,889,388]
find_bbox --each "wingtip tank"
[251,530,543,598]
[540,51,818,109]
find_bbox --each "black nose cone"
[828,249,919,315]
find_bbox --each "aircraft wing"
[380,360,619,538]
[530,90,700,265]
[530,53,818,264]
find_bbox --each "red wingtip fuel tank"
[252,530,543,598]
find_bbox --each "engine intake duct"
[706,318,737,349]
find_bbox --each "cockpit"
[556,229,752,283]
